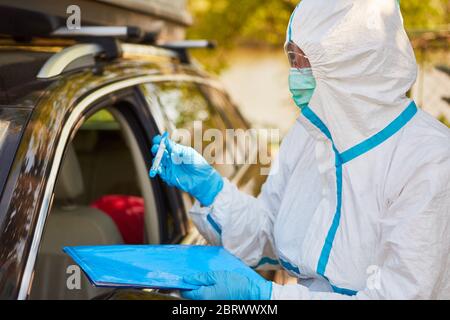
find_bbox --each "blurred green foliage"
[401,0,449,30]
[188,0,297,48]
[188,0,449,72]
[188,0,449,45]
[82,109,120,130]
[438,114,450,127]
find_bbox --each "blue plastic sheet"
[63,245,261,290]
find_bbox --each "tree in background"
[188,0,449,72]
[401,0,449,30]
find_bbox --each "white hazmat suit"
[189,0,450,299]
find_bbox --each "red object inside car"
[91,195,145,244]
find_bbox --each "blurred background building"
[187,0,450,135]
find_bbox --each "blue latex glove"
[150,135,224,207]
[181,271,273,300]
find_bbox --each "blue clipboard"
[63,245,261,290]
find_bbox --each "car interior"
[30,106,160,300]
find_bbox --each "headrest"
[54,144,84,201]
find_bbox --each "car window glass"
[199,86,270,196]
[30,108,149,300]
[0,108,30,198]
[142,82,239,179]
[199,86,248,130]
[199,85,255,168]
[74,109,142,203]
[139,84,170,133]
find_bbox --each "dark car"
[0,16,267,300]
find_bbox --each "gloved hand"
[150,135,224,207]
[181,271,273,300]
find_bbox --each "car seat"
[29,144,124,300]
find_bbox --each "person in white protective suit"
[151,0,450,300]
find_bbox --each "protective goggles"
[284,41,311,69]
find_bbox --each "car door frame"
[0,72,236,300]
[24,87,165,299]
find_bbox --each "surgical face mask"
[289,67,316,108]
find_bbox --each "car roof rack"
[33,26,139,79]
[37,43,105,79]
[0,6,216,78]
[34,36,217,79]
[52,26,144,40]
[35,38,217,79]
[35,37,217,78]
[159,40,217,64]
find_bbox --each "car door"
[25,87,189,299]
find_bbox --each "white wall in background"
[220,49,299,136]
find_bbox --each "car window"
[73,109,142,204]
[30,105,158,300]
[0,108,30,198]
[198,85,256,169]
[141,82,240,179]
[199,85,248,131]
[200,85,271,195]
[80,109,120,131]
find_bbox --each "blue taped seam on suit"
[316,163,342,275]
[331,284,358,296]
[254,257,280,268]
[280,258,301,275]
[300,102,417,295]
[340,102,417,164]
[301,107,333,140]
[207,214,222,236]
[322,273,358,296]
